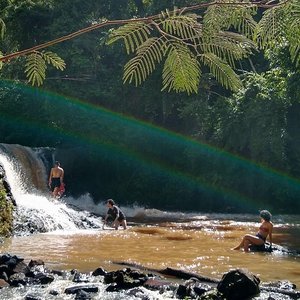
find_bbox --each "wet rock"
[260,280,300,299]
[9,272,27,286]
[25,293,42,300]
[92,267,107,276]
[176,278,213,299]
[104,268,149,292]
[72,270,90,283]
[49,289,59,296]
[33,272,55,284]
[250,242,300,256]
[0,278,10,288]
[126,287,151,299]
[143,278,175,291]
[75,290,92,300]
[217,268,260,300]
[28,259,44,268]
[51,269,64,276]
[64,284,99,294]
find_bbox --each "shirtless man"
[48,161,64,198]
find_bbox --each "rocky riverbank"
[0,253,299,300]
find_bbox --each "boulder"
[217,268,260,300]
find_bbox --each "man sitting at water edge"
[232,210,273,252]
[103,199,127,230]
[49,161,64,198]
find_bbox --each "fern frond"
[162,42,200,94]
[107,22,152,54]
[0,19,5,39]
[41,51,66,70]
[203,2,226,34]
[123,37,167,86]
[255,4,287,49]
[0,52,3,70]
[25,52,46,86]
[159,13,201,43]
[200,53,242,92]
[286,1,300,66]
[225,5,257,38]
[201,31,255,67]
[203,1,257,38]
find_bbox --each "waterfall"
[0,144,102,235]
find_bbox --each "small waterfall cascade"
[0,144,102,235]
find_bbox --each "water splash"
[0,146,102,235]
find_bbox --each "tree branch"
[0,0,287,62]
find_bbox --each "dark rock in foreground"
[0,253,299,300]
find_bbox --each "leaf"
[41,51,66,70]
[123,37,167,86]
[0,52,3,70]
[0,18,5,39]
[162,42,201,94]
[25,52,46,86]
[287,1,300,66]
[200,31,255,68]
[107,22,152,54]
[159,13,201,43]
[255,5,287,49]
[200,52,242,92]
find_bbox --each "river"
[0,145,300,299]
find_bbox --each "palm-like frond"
[203,1,257,38]
[200,31,255,67]
[25,52,46,86]
[255,4,287,48]
[200,52,242,92]
[0,19,5,39]
[159,13,201,43]
[25,51,65,86]
[107,22,152,54]
[0,52,3,70]
[41,51,66,70]
[286,1,300,66]
[162,42,200,94]
[225,5,257,38]
[123,37,167,86]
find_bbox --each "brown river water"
[1,216,299,287]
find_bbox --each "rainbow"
[1,79,300,211]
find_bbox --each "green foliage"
[0,187,13,237]
[203,0,257,38]
[108,6,256,94]
[107,22,152,54]
[123,37,166,85]
[200,52,241,91]
[0,18,5,39]
[162,41,200,94]
[25,50,65,86]
[256,0,300,67]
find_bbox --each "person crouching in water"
[103,199,127,230]
[232,210,273,252]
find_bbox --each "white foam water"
[0,150,102,234]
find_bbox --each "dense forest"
[0,0,300,213]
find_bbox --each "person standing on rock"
[232,210,273,252]
[103,199,127,230]
[48,161,64,198]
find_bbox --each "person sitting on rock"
[232,210,273,252]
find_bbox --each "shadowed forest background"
[1,0,300,213]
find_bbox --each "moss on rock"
[0,167,14,237]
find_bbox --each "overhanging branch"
[0,0,286,62]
